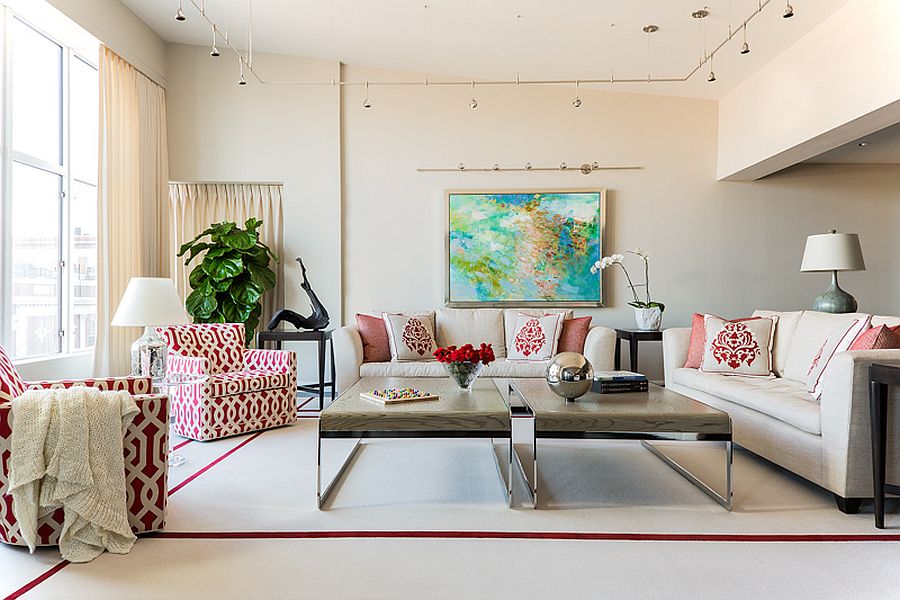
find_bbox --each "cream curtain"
[94,47,169,376]
[168,183,285,333]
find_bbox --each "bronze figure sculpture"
[266,258,330,331]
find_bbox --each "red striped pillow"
[807,316,872,399]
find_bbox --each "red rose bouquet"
[433,343,495,391]
[433,343,496,366]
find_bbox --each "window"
[2,11,99,359]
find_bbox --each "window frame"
[0,7,99,361]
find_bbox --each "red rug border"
[145,530,900,543]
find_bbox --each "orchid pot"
[633,306,663,331]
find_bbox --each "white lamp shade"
[800,232,865,272]
[111,277,191,327]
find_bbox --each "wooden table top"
[510,379,730,435]
[320,377,511,433]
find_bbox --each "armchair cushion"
[207,371,293,398]
[167,355,210,376]
[156,323,245,374]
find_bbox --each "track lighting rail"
[184,0,781,88]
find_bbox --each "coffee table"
[509,379,733,510]
[317,377,514,509]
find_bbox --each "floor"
[2,397,900,599]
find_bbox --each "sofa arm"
[26,376,153,395]
[820,349,900,497]
[663,327,692,387]
[333,325,364,395]
[583,326,615,371]
[167,354,210,377]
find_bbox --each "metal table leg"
[317,428,363,510]
[641,438,733,511]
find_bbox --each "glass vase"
[444,361,485,392]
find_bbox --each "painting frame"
[444,188,606,308]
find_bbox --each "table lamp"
[800,230,865,313]
[111,277,190,380]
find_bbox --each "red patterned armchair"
[156,323,297,441]
[0,345,168,547]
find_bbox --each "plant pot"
[444,361,485,391]
[634,306,662,331]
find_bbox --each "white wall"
[718,0,900,180]
[47,0,167,86]
[166,44,341,381]
[342,65,900,379]
[166,53,900,382]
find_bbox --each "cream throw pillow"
[806,316,871,400]
[382,312,438,362]
[506,313,565,362]
[700,315,777,377]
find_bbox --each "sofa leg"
[833,494,863,514]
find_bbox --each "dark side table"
[257,328,335,410]
[614,329,663,373]
[870,363,900,529]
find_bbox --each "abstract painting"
[446,189,604,306]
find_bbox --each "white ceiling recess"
[123,0,850,100]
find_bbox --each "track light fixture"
[210,25,220,56]
[783,2,794,18]
[469,82,478,109]
[238,58,247,85]
[572,80,582,108]
[740,24,750,54]
[707,55,716,82]
[175,0,186,21]
[363,81,372,109]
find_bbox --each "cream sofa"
[334,308,616,393]
[663,309,900,513]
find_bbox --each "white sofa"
[663,309,900,513]
[334,308,616,393]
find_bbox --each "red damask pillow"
[382,312,437,362]
[684,313,757,368]
[355,313,391,363]
[506,313,565,362]
[700,315,778,377]
[558,316,592,354]
[849,324,900,351]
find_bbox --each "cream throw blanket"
[8,387,139,563]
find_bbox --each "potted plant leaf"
[178,218,279,345]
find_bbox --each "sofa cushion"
[850,324,900,350]
[360,358,550,379]
[435,308,506,359]
[356,313,391,363]
[700,315,777,377]
[558,316,592,354]
[507,313,565,361]
[782,311,871,383]
[673,367,820,435]
[383,312,437,361]
[207,370,292,398]
[503,309,572,346]
[752,310,803,377]
[806,316,870,399]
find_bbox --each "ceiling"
[123,0,851,100]
[806,122,900,164]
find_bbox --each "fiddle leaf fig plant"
[178,218,279,345]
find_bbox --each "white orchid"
[589,247,664,312]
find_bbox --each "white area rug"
[2,418,899,599]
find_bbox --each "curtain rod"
[169,181,285,186]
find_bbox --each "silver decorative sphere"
[546,352,594,401]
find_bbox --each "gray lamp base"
[812,271,858,314]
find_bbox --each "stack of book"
[591,371,649,394]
